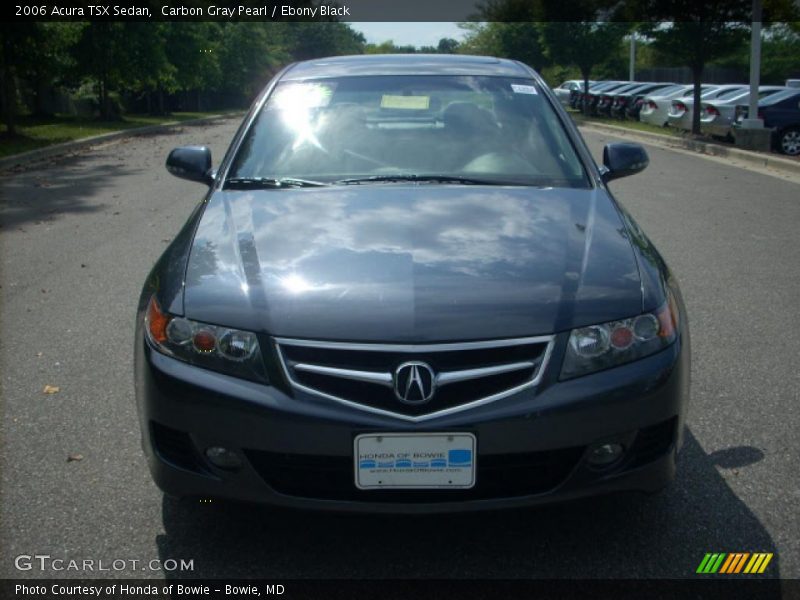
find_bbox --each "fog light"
[588,442,624,467]
[205,446,242,470]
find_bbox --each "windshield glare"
[229,75,589,188]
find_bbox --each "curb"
[0,113,244,171]
[575,119,800,178]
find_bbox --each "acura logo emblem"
[393,362,436,404]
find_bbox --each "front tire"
[778,126,800,156]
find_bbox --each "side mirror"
[166,146,213,185]
[601,142,649,182]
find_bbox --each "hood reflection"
[184,186,641,341]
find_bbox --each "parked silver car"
[667,85,749,131]
[700,86,788,139]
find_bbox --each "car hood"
[182,185,643,342]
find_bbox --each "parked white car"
[553,80,595,106]
[667,85,749,131]
[639,85,706,127]
[700,86,788,139]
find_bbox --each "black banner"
[7,0,483,22]
[6,0,799,22]
[1,579,797,600]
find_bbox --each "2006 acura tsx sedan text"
[134,54,690,513]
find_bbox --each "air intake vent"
[151,422,209,474]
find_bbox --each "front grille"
[275,336,554,421]
[245,446,583,503]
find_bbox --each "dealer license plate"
[354,432,476,490]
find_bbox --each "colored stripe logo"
[696,553,773,574]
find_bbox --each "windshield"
[228,75,589,188]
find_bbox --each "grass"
[567,108,692,139]
[0,111,237,158]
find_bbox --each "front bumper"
[135,333,690,513]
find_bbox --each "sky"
[349,22,468,48]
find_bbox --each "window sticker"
[380,95,431,110]
[511,84,538,95]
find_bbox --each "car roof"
[704,86,790,105]
[595,82,633,92]
[754,87,797,105]
[589,81,625,90]
[616,82,673,94]
[605,82,647,93]
[282,54,532,80]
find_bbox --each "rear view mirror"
[166,146,213,185]
[601,143,649,182]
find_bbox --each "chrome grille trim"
[293,363,394,386]
[436,361,536,385]
[274,335,555,423]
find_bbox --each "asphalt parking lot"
[1,117,798,582]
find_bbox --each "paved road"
[1,118,798,582]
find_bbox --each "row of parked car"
[552,79,800,156]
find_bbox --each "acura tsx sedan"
[134,54,690,513]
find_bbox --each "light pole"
[741,0,763,129]
[736,0,772,150]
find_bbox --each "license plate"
[354,433,476,490]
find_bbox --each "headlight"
[560,295,679,380]
[144,295,268,383]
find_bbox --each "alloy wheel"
[781,128,800,156]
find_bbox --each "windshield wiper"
[225,177,328,189]
[335,174,505,186]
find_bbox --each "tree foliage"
[540,22,630,111]
[0,21,370,129]
[284,22,366,60]
[459,22,549,71]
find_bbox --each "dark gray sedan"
[135,54,690,513]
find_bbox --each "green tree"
[638,20,749,134]
[123,23,176,115]
[365,40,417,54]
[540,22,630,112]
[436,38,461,54]
[21,23,83,116]
[217,23,289,102]
[761,23,800,83]
[630,0,755,134]
[165,22,222,93]
[0,24,31,134]
[72,22,131,118]
[283,22,365,61]
[466,0,627,94]
[161,22,222,112]
[417,40,461,54]
[0,23,83,131]
[459,22,549,71]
